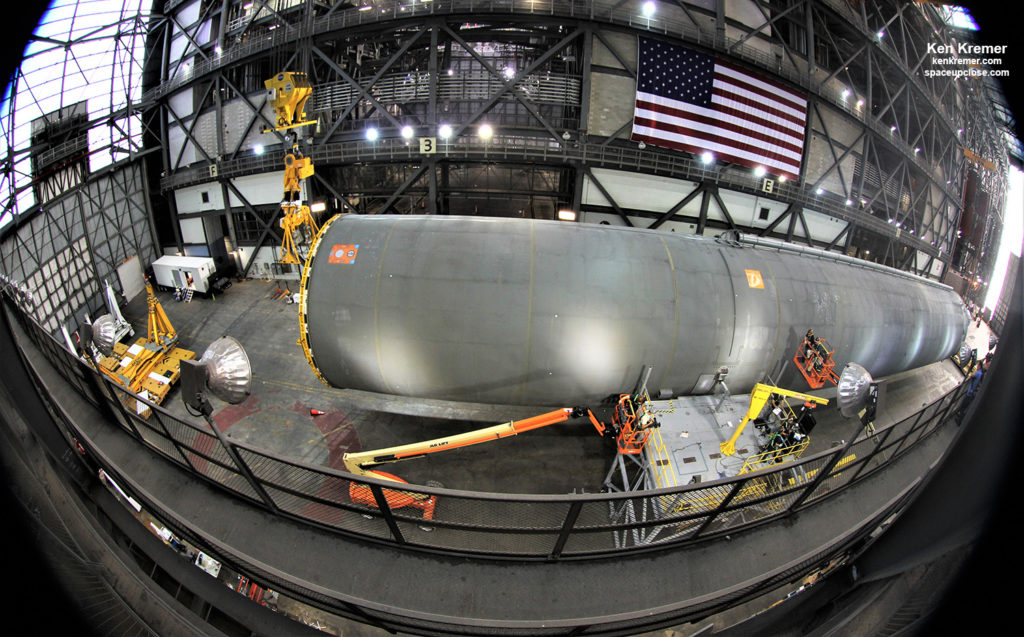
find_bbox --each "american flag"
[631,37,808,181]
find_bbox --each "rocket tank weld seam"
[657,234,679,392]
[373,219,401,395]
[718,248,737,358]
[764,258,782,378]
[519,222,536,403]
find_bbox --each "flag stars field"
[632,37,808,181]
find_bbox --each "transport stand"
[602,391,754,549]
[601,376,824,549]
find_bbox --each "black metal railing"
[160,134,942,257]
[2,291,968,560]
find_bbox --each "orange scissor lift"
[794,332,840,389]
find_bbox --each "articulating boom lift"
[343,395,661,521]
[794,329,841,389]
[720,383,829,456]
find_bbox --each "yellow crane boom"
[720,383,829,456]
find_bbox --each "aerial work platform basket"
[794,331,840,389]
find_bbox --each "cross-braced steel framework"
[0,0,158,337]
[0,2,1016,334]
[0,3,1019,635]
[139,0,1012,287]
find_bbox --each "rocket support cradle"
[298,215,968,407]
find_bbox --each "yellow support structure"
[145,281,176,351]
[297,214,338,387]
[277,152,319,264]
[283,153,314,193]
[264,72,315,132]
[93,282,195,415]
[646,426,677,489]
[720,383,829,456]
[265,71,319,266]
[785,454,857,487]
[739,439,811,474]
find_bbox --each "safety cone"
[310,408,325,416]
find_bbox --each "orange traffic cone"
[310,408,325,416]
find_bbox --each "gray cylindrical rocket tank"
[298,215,968,406]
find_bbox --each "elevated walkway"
[5,301,969,634]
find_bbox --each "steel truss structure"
[0,1,157,338]
[0,2,1014,347]
[140,0,1011,286]
[0,2,1018,635]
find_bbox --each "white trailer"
[151,255,216,293]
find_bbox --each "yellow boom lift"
[720,383,829,456]
[264,71,319,265]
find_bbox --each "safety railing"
[160,132,941,256]
[3,291,968,559]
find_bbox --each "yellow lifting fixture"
[146,280,177,350]
[263,71,315,132]
[278,151,319,265]
[720,383,829,456]
[92,281,195,413]
[263,70,320,266]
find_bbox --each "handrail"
[1,290,968,559]
[160,134,941,257]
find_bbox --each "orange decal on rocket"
[328,244,359,264]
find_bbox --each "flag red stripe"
[712,85,807,129]
[636,100,805,156]
[630,131,800,181]
[715,58,807,109]
[633,116,802,169]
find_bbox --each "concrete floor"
[123,279,610,495]
[118,277,986,501]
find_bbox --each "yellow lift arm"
[720,383,829,456]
